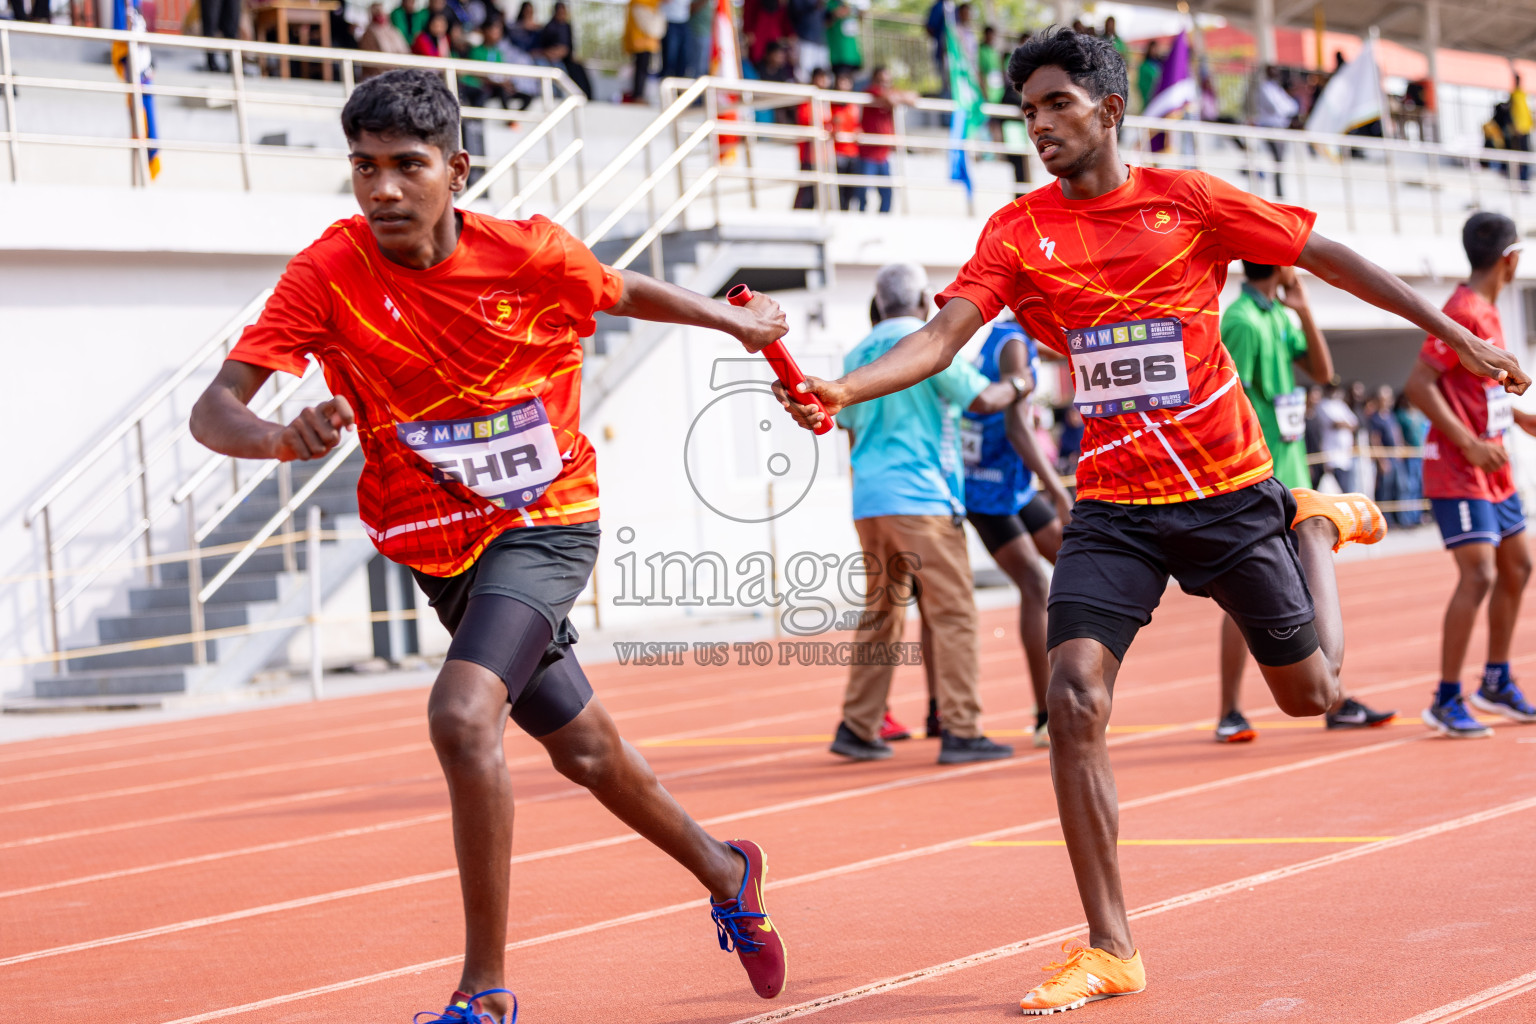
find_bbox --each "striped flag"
[112,0,160,180]
[945,9,985,195]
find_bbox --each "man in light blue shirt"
[832,263,1027,765]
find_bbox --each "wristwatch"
[1008,376,1028,399]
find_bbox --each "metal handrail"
[458,93,583,205]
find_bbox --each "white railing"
[0,19,586,198]
[628,75,1536,245]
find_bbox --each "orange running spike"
[1290,489,1388,552]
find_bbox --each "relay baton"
[726,284,834,435]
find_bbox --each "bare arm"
[1403,358,1507,472]
[1276,267,1332,385]
[775,297,987,430]
[1297,234,1529,392]
[998,339,1073,522]
[607,269,788,352]
[190,359,356,461]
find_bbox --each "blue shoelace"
[413,989,518,1024]
[1441,695,1480,727]
[711,898,767,954]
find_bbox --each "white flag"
[1306,39,1383,135]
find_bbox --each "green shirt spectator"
[1222,276,1325,489]
[391,0,430,43]
[827,0,862,71]
[978,35,1003,103]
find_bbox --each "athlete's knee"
[1457,557,1497,599]
[428,699,503,768]
[1045,663,1111,741]
[545,714,627,790]
[1500,550,1532,592]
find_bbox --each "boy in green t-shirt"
[1214,261,1395,742]
[827,0,862,73]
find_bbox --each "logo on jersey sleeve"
[478,289,523,332]
[1139,204,1181,234]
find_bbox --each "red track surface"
[4,550,1536,1023]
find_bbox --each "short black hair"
[1007,26,1128,124]
[1463,211,1519,271]
[1242,261,1277,281]
[341,68,461,156]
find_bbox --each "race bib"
[960,419,983,466]
[396,398,562,510]
[1067,318,1190,418]
[1485,383,1514,437]
[1274,388,1306,443]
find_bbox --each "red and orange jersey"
[230,211,622,576]
[938,166,1316,505]
[1420,284,1516,502]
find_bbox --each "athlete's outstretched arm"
[1297,234,1529,392]
[607,269,788,352]
[1403,358,1508,472]
[773,296,986,430]
[191,359,355,462]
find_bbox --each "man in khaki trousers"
[831,263,1027,765]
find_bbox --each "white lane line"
[0,749,820,901]
[726,793,1536,1024]
[135,729,1420,1023]
[1396,970,1536,1024]
[0,742,429,816]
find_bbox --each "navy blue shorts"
[1430,494,1527,549]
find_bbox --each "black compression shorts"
[412,523,600,736]
[966,493,1059,556]
[1044,477,1318,666]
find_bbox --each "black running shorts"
[966,494,1059,556]
[1046,477,1315,658]
[412,523,600,736]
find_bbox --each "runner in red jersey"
[1405,212,1536,738]
[776,29,1529,1015]
[190,70,789,1022]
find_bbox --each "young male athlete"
[1214,262,1395,742]
[961,312,1075,748]
[775,29,1529,1014]
[1405,211,1536,738]
[189,70,789,1023]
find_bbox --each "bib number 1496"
[1067,317,1191,418]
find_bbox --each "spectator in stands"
[1484,100,1512,174]
[508,1,541,51]
[1254,66,1299,198]
[8,0,47,22]
[1304,386,1326,488]
[390,0,430,45]
[199,0,241,72]
[924,0,947,93]
[660,0,693,79]
[623,0,664,102]
[1395,391,1427,526]
[826,0,861,77]
[428,0,467,33]
[1101,15,1127,61]
[831,68,862,210]
[687,0,713,76]
[412,11,451,56]
[743,0,791,73]
[1510,73,1532,184]
[1319,383,1360,492]
[794,66,833,209]
[468,18,533,109]
[1368,384,1407,521]
[539,2,594,99]
[1137,38,1164,113]
[759,39,796,85]
[360,2,411,60]
[1055,405,1083,476]
[953,4,978,80]
[857,66,915,214]
[788,0,828,80]
[828,262,1018,765]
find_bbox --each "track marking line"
[1396,970,1536,1024]
[724,792,1536,1024]
[972,837,1394,846]
[137,731,1419,1023]
[0,748,820,901]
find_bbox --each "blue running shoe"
[1471,679,1536,723]
[414,989,517,1024]
[1421,695,1494,738]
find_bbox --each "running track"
[4,550,1535,1023]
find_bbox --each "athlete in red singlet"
[191,70,789,1023]
[777,28,1528,1015]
